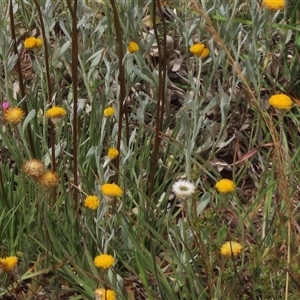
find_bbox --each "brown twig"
[9,0,36,158]
[32,0,57,206]
[111,0,129,184]
[65,0,79,210]
[148,0,167,198]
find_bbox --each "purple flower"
[2,101,9,111]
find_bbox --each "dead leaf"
[142,15,161,27]
[171,56,183,72]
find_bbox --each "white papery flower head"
[172,180,196,200]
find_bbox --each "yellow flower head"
[190,43,205,56]
[45,106,67,119]
[108,148,119,160]
[220,241,243,257]
[190,43,210,58]
[94,254,114,269]
[0,256,18,272]
[269,94,292,110]
[35,38,43,47]
[101,183,123,197]
[103,107,115,117]
[215,179,235,193]
[127,41,139,53]
[38,171,59,188]
[262,0,285,10]
[24,37,43,49]
[24,37,37,49]
[95,288,116,300]
[200,47,210,58]
[84,195,100,210]
[23,159,46,178]
[4,107,24,124]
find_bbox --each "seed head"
[23,159,45,178]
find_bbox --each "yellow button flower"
[269,94,292,110]
[0,256,18,272]
[84,195,100,210]
[108,148,119,160]
[101,183,123,197]
[95,288,116,300]
[127,41,139,53]
[220,241,243,257]
[190,43,210,58]
[94,254,114,269]
[4,107,24,124]
[262,0,285,10]
[215,179,235,193]
[200,47,210,58]
[24,37,37,49]
[45,106,67,118]
[35,38,43,47]
[38,171,59,188]
[24,37,43,49]
[46,106,67,126]
[103,107,115,117]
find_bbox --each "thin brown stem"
[156,0,167,133]
[65,0,79,209]
[0,167,9,210]
[9,0,36,158]
[111,0,128,184]
[32,1,52,105]
[148,0,167,198]
[32,0,56,206]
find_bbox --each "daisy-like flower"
[262,0,285,10]
[268,94,292,110]
[4,107,24,124]
[94,254,114,269]
[127,41,139,53]
[190,43,210,58]
[95,288,116,300]
[103,107,115,117]
[172,180,196,200]
[23,159,46,178]
[24,37,43,49]
[101,183,123,197]
[38,171,59,188]
[108,148,119,160]
[215,179,236,193]
[84,195,100,210]
[220,241,243,257]
[0,256,18,272]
